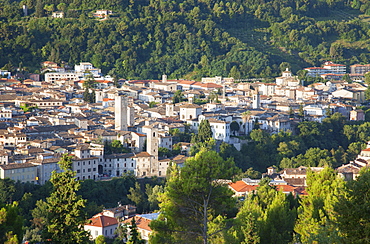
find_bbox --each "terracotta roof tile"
[86,215,118,227]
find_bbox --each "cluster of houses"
[0,61,369,185]
[82,204,159,242]
[229,140,370,198]
[1,60,370,241]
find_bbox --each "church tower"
[252,94,260,109]
[146,126,159,176]
[95,91,104,103]
[166,104,174,117]
[115,95,128,131]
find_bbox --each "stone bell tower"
[115,95,128,131]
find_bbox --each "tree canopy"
[150,149,239,244]
[44,154,89,243]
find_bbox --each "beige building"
[30,157,61,184]
[331,88,365,103]
[0,163,37,183]
[350,64,370,74]
[0,132,27,148]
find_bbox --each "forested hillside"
[2,0,370,79]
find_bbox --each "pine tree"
[227,184,296,244]
[0,202,23,244]
[150,149,239,244]
[127,218,144,244]
[192,119,213,143]
[35,0,44,17]
[45,154,89,243]
[294,167,344,243]
[336,167,370,242]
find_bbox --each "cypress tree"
[45,154,89,243]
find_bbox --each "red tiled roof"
[177,80,197,85]
[229,180,307,196]
[294,186,308,196]
[86,215,118,227]
[276,184,296,193]
[124,216,152,231]
[133,132,146,137]
[228,181,258,193]
[133,152,152,157]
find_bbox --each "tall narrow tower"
[127,106,135,127]
[147,127,159,159]
[252,94,260,109]
[166,104,174,117]
[115,95,128,131]
[146,127,159,176]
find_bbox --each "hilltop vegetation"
[1,0,370,79]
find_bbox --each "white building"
[44,72,79,84]
[304,67,330,77]
[209,118,230,142]
[179,103,202,121]
[102,153,136,177]
[322,62,346,74]
[275,69,300,88]
[124,213,160,243]
[84,214,118,240]
[74,62,101,77]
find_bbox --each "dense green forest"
[2,0,370,80]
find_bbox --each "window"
[77,170,80,173]
[83,169,85,173]
[88,169,91,172]
[83,162,85,165]
[93,168,96,171]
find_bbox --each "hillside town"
[1,60,370,241]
